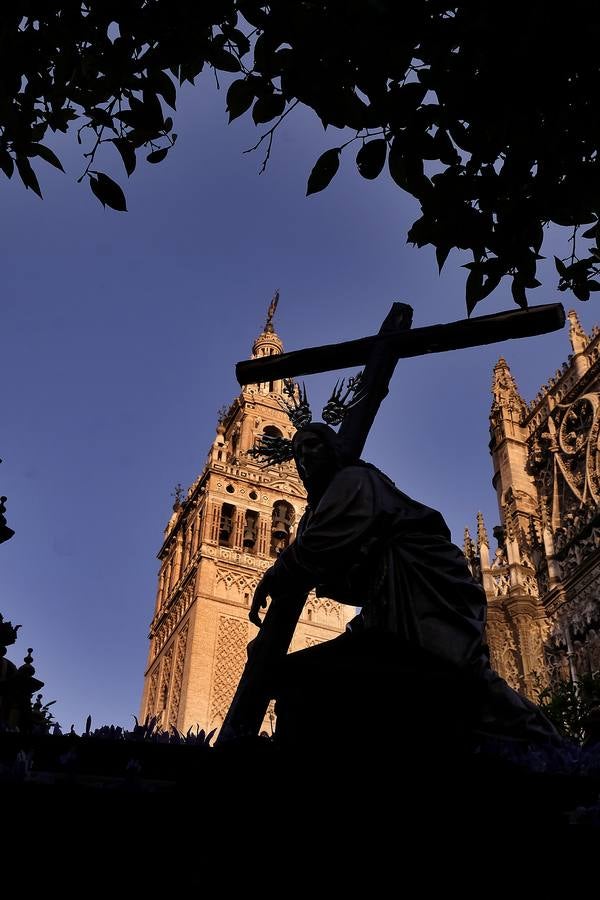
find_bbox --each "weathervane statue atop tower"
[264,289,279,333]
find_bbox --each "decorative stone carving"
[209,616,249,726]
[487,620,521,691]
[305,636,324,648]
[145,665,160,722]
[156,644,174,728]
[305,595,342,625]
[168,620,189,731]
[215,566,259,598]
[150,585,194,660]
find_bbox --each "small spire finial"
[463,526,475,560]
[264,289,279,333]
[477,511,489,547]
[567,309,589,355]
[491,355,525,412]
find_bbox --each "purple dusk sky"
[1,79,597,731]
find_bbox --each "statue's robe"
[268,465,558,747]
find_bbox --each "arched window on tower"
[271,500,295,556]
[243,509,259,552]
[219,502,236,547]
[253,424,283,453]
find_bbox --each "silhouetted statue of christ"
[250,422,559,750]
[218,300,565,749]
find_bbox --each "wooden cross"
[216,301,565,744]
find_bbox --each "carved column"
[232,508,245,551]
[157,570,166,609]
[542,524,562,586]
[192,511,201,555]
[257,514,270,558]
[477,512,493,596]
[205,501,221,544]
[173,533,184,585]
[167,556,177,594]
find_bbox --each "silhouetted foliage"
[2,3,600,310]
[539,673,600,745]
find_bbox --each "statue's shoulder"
[331,464,377,488]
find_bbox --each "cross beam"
[236,303,565,386]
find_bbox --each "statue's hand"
[249,568,275,628]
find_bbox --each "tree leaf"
[226,79,255,123]
[0,149,14,179]
[306,148,341,196]
[112,138,137,177]
[29,143,65,172]
[433,129,460,166]
[142,90,165,130]
[511,276,528,309]
[87,107,115,129]
[15,156,42,197]
[211,49,241,73]
[356,139,387,180]
[479,273,502,301]
[554,256,568,277]
[436,245,451,273]
[389,138,429,198]
[153,70,177,111]
[466,268,484,316]
[147,147,168,164]
[407,215,432,248]
[388,137,408,189]
[252,93,285,125]
[226,27,251,57]
[572,283,590,301]
[89,172,127,212]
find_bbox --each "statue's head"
[292,422,356,502]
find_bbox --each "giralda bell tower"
[140,296,354,735]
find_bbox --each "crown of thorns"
[248,374,365,467]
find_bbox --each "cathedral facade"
[139,314,353,735]
[465,310,600,698]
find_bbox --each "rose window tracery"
[559,397,595,455]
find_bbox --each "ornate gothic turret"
[489,358,538,559]
[140,296,354,735]
[483,317,600,697]
[483,358,550,695]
